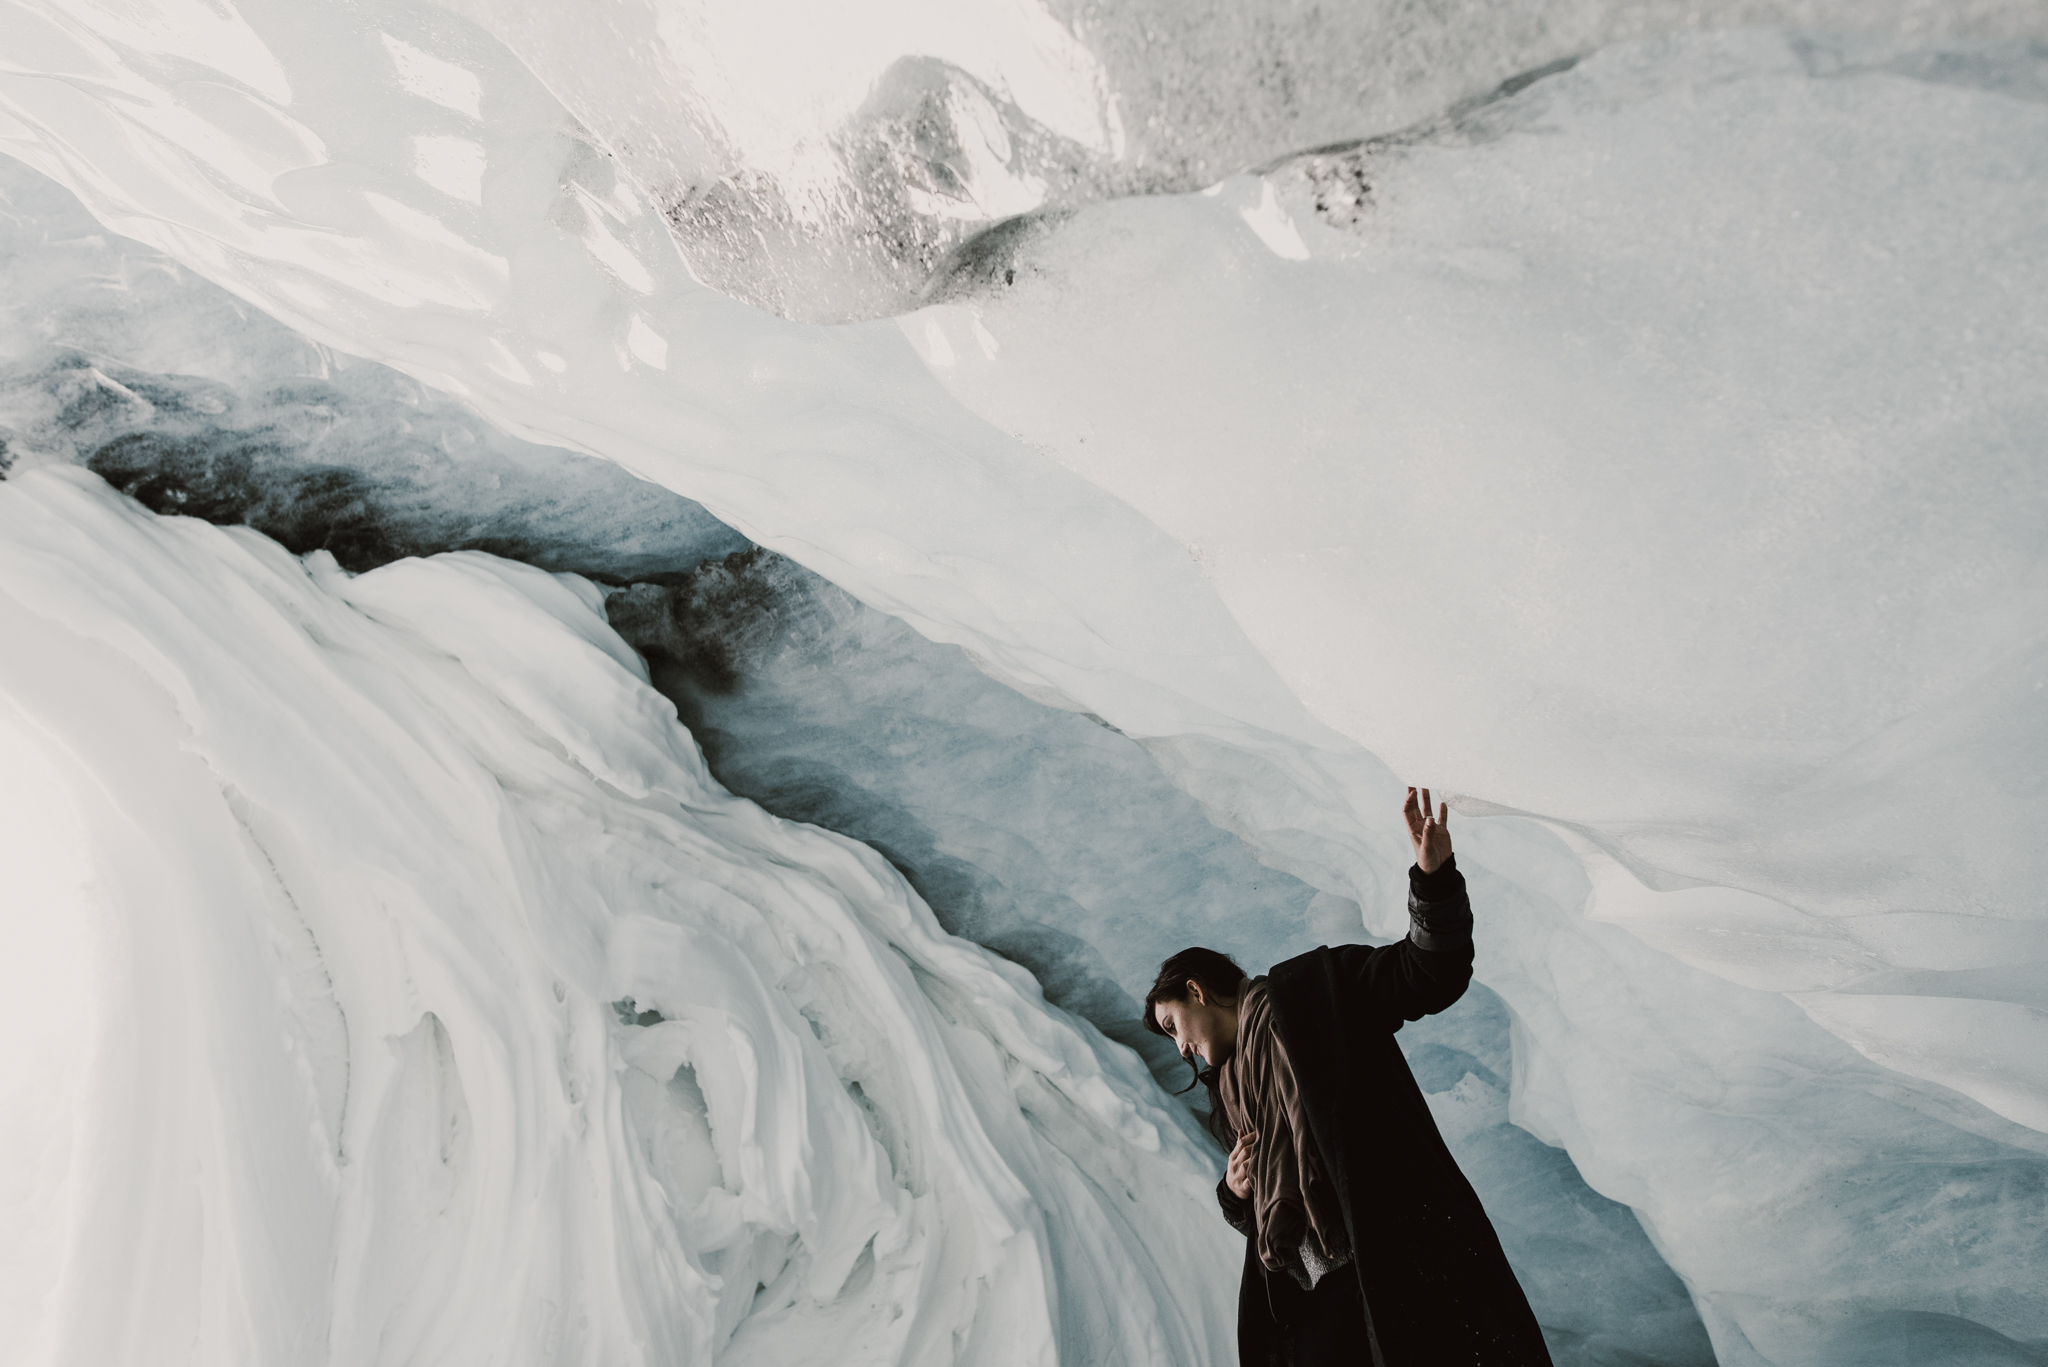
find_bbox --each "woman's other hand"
[1227,1130,1257,1200]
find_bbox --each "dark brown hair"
[1143,947,1246,1126]
[1142,946,1247,1036]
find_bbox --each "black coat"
[1215,858,1553,1366]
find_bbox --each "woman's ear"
[1187,979,1207,1007]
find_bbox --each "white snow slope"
[2,1,2046,1365]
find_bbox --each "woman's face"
[1153,981,1240,1068]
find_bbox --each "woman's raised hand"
[1403,786,1452,874]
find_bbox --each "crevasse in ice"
[1,1,2045,1365]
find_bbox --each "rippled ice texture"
[2,1,2047,1365]
[0,467,1249,1364]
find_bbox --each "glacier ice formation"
[0,465,1244,1364]
[0,165,1717,1365]
[1,2,2046,1365]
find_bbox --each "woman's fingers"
[1228,1130,1259,1197]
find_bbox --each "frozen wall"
[2,1,2046,1364]
[0,168,1717,1364]
[0,166,746,580]
[603,554,1722,1366]
[0,466,1241,1365]
[903,30,2048,1131]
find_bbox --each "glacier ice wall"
[604,553,1723,1365]
[903,29,2048,1128]
[0,165,746,580]
[0,164,1719,1364]
[0,466,1241,1364]
[2,1,2046,1364]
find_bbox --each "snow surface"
[2,1,2047,1365]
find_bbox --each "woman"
[1144,789,1552,1366]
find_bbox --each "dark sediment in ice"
[0,348,745,581]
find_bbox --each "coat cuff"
[1406,855,1473,952]
[1217,1177,1254,1237]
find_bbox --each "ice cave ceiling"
[0,2,2044,1366]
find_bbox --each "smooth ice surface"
[903,30,2048,1131]
[3,3,2047,1365]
